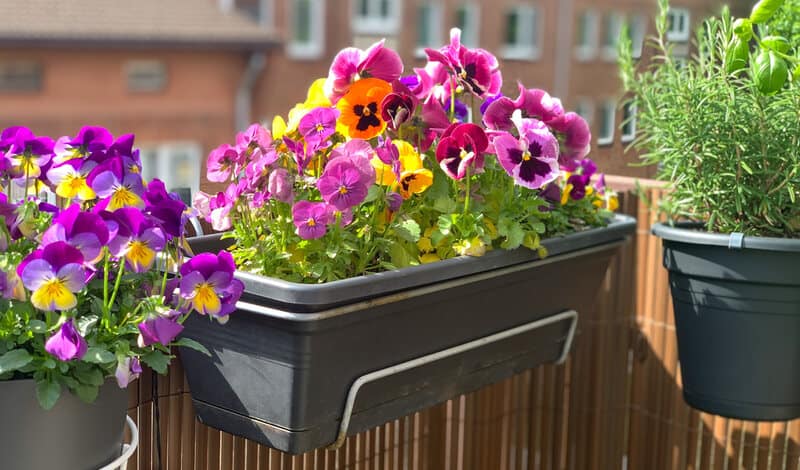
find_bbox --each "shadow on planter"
[180,215,636,454]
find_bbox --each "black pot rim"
[651,222,800,253]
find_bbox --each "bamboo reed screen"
[124,179,800,470]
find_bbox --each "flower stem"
[464,167,472,214]
[106,260,126,313]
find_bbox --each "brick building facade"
[1,0,731,194]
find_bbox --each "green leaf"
[740,161,754,175]
[74,366,104,386]
[436,215,452,235]
[174,338,211,356]
[725,37,750,74]
[499,220,525,250]
[750,0,785,23]
[394,219,421,243]
[73,384,99,404]
[0,349,33,374]
[142,350,171,375]
[732,18,753,40]
[761,35,790,54]
[388,241,416,269]
[28,320,47,334]
[76,315,99,337]
[36,379,61,410]
[364,185,382,203]
[83,347,116,364]
[753,50,788,94]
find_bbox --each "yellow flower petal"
[272,115,287,140]
[32,279,76,311]
[305,78,331,107]
[193,283,221,315]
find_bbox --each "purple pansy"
[53,126,113,164]
[46,158,98,202]
[42,203,110,264]
[298,107,339,146]
[564,158,598,200]
[380,81,418,131]
[325,40,404,104]
[179,251,244,318]
[206,144,241,183]
[493,114,560,190]
[435,123,489,180]
[235,123,273,162]
[45,319,88,361]
[107,207,166,272]
[292,201,332,240]
[143,179,188,239]
[425,28,502,98]
[4,127,54,185]
[115,357,142,388]
[87,157,146,211]
[268,168,293,203]
[19,241,86,311]
[137,315,184,347]
[318,160,370,210]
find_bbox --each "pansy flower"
[425,28,502,98]
[46,159,98,201]
[325,40,403,104]
[4,127,54,187]
[235,123,273,161]
[42,203,110,264]
[561,158,597,202]
[107,207,166,273]
[435,123,488,180]
[87,156,146,211]
[206,144,242,183]
[44,319,88,361]
[336,78,393,140]
[483,83,564,131]
[493,113,560,190]
[548,112,592,164]
[53,126,113,164]
[115,357,142,388]
[318,159,370,210]
[137,315,184,347]
[292,201,332,240]
[380,81,418,131]
[179,251,243,318]
[268,168,294,203]
[143,179,189,239]
[372,140,432,198]
[19,241,86,311]
[298,107,339,146]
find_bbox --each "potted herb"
[183,29,635,454]
[0,126,243,469]
[620,0,800,420]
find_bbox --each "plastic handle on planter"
[327,309,579,450]
[728,232,745,250]
[97,416,139,470]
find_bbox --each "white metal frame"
[597,99,616,147]
[414,1,444,58]
[666,7,691,42]
[98,416,139,470]
[326,309,579,450]
[501,4,541,61]
[287,0,325,60]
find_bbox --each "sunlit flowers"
[19,242,86,311]
[336,78,393,140]
[435,123,488,180]
[44,319,88,361]
[179,251,243,319]
[292,201,332,240]
[325,39,403,104]
[493,112,560,190]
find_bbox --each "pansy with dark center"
[19,241,87,311]
[493,113,560,190]
[435,123,488,180]
[87,156,146,211]
[424,28,502,99]
[336,78,392,140]
[179,251,243,319]
[324,39,403,104]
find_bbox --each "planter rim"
[192,214,635,312]
[651,222,800,253]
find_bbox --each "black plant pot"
[653,223,800,421]
[181,215,635,454]
[0,379,129,470]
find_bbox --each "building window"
[574,99,595,128]
[574,10,598,61]
[455,3,480,48]
[597,100,616,146]
[287,0,324,59]
[125,61,167,93]
[139,142,203,196]
[666,7,690,42]
[0,61,42,92]
[415,3,443,58]
[601,12,624,61]
[621,101,637,143]
[501,5,540,61]
[352,0,401,35]
[629,14,646,59]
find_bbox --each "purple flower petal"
[45,319,87,361]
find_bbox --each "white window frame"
[414,2,443,58]
[574,10,598,62]
[352,0,402,36]
[501,5,541,61]
[287,0,325,60]
[629,14,646,59]
[0,61,42,92]
[597,100,616,147]
[666,7,690,42]
[574,98,595,128]
[601,12,625,62]
[455,2,480,48]
[139,142,203,197]
[621,102,637,143]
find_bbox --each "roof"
[0,0,281,49]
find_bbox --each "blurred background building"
[1,0,744,194]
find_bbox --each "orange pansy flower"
[336,78,392,140]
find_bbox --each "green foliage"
[620,1,800,236]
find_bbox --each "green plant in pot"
[620,0,800,420]
[0,126,242,469]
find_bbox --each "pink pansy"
[298,107,339,146]
[493,112,560,190]
[548,112,592,164]
[483,84,564,132]
[235,123,273,162]
[292,201,332,240]
[324,39,404,104]
[425,28,502,99]
[435,123,488,180]
[206,144,242,183]
[268,168,294,203]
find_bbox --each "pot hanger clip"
[728,232,744,250]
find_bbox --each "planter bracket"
[327,309,579,450]
[728,232,744,249]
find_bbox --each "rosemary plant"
[620,0,800,236]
